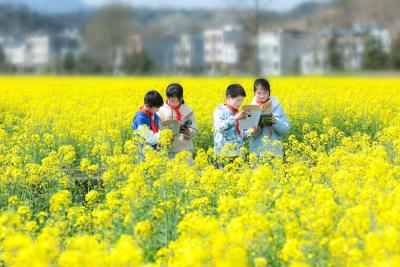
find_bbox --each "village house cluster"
[0,23,395,75]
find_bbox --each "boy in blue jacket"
[213,84,251,156]
[132,90,164,149]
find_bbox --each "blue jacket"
[132,111,161,149]
[213,104,248,156]
[249,96,290,156]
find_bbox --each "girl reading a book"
[249,78,290,156]
[157,83,198,159]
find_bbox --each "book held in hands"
[239,105,261,131]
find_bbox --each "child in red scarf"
[132,90,164,149]
[250,78,290,156]
[213,84,251,156]
[158,83,197,160]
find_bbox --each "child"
[213,84,251,156]
[132,90,164,149]
[157,83,197,159]
[249,78,290,156]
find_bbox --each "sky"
[0,0,325,14]
[82,0,313,12]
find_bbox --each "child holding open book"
[249,78,290,156]
[157,83,197,159]
[213,84,254,156]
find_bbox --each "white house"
[174,34,204,71]
[320,25,392,71]
[3,31,82,72]
[25,35,51,69]
[204,25,244,72]
[258,31,281,76]
[258,30,313,76]
[3,35,50,70]
[3,42,26,67]
[370,27,391,53]
[300,46,326,75]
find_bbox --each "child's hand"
[259,114,275,128]
[247,126,261,137]
[248,126,262,137]
[234,111,249,121]
[264,116,275,126]
[180,126,191,139]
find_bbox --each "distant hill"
[0,4,93,35]
[1,0,398,39]
[268,0,400,35]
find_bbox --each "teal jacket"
[249,96,290,156]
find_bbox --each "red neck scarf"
[167,101,182,121]
[224,103,242,137]
[256,97,270,106]
[140,106,158,133]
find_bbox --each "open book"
[259,100,272,113]
[160,119,180,135]
[239,105,261,131]
[239,101,273,131]
[160,112,193,135]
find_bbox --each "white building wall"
[258,32,281,76]
[26,35,50,67]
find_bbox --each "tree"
[63,52,76,73]
[391,33,400,69]
[0,46,5,65]
[327,36,343,71]
[77,54,103,74]
[0,45,14,73]
[228,0,273,75]
[294,56,301,75]
[122,52,154,74]
[84,4,135,73]
[362,37,390,70]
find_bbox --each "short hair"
[166,83,185,104]
[226,84,246,98]
[144,90,163,108]
[254,78,271,94]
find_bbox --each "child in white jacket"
[157,83,197,159]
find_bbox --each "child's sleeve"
[137,125,160,146]
[132,114,143,131]
[272,104,290,136]
[213,108,235,133]
[187,111,198,137]
[242,130,249,141]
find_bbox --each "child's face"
[227,95,245,109]
[167,97,180,108]
[147,106,159,114]
[255,86,270,102]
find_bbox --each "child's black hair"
[226,84,246,98]
[144,90,164,108]
[166,83,185,104]
[254,78,271,94]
